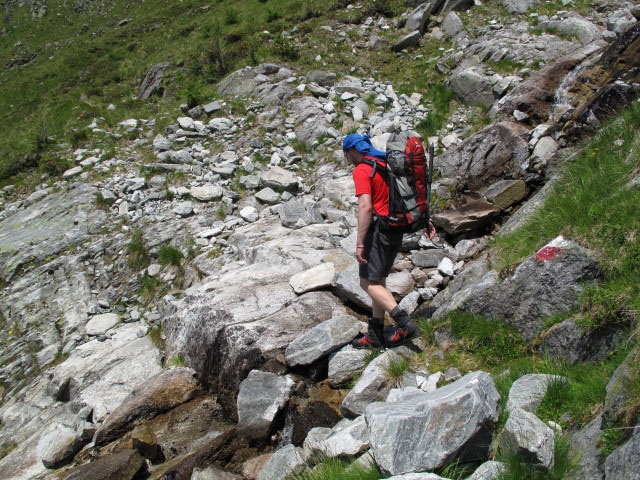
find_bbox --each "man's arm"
[356,194,373,264]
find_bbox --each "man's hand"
[355,245,368,264]
[424,220,436,239]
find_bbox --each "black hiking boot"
[352,319,385,349]
[386,310,419,347]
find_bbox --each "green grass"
[291,456,381,480]
[148,325,165,350]
[93,191,111,210]
[157,245,184,267]
[167,353,185,367]
[415,84,456,137]
[496,434,577,480]
[139,274,163,303]
[493,102,640,331]
[127,230,151,270]
[383,355,411,386]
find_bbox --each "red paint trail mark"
[536,246,562,261]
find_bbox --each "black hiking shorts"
[359,220,403,282]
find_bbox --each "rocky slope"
[0,1,639,479]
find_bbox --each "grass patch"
[415,84,456,137]
[127,230,151,270]
[291,456,381,480]
[157,245,184,267]
[167,353,185,367]
[496,434,577,480]
[493,102,640,331]
[383,355,411,387]
[0,442,17,461]
[139,274,163,302]
[148,325,165,350]
[94,191,111,210]
[486,59,525,75]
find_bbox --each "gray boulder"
[36,424,84,468]
[256,444,306,480]
[467,461,506,480]
[607,10,637,36]
[190,185,223,202]
[85,313,120,336]
[501,0,537,14]
[436,122,530,192]
[328,346,369,387]
[290,263,336,295]
[506,374,567,414]
[604,424,640,480]
[237,370,295,440]
[277,199,324,229]
[333,262,373,310]
[393,31,422,52]
[306,70,336,87]
[140,62,169,100]
[442,12,464,37]
[285,315,365,367]
[406,4,430,34]
[365,371,500,476]
[448,69,497,108]
[435,236,599,342]
[304,416,369,458]
[603,347,638,427]
[538,16,603,45]
[410,249,450,268]
[255,187,281,205]
[260,166,299,191]
[568,414,605,480]
[341,350,403,418]
[501,408,555,469]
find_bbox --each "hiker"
[343,133,436,348]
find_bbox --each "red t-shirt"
[352,156,389,216]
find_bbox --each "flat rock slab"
[285,315,365,367]
[94,367,201,446]
[260,166,299,191]
[289,262,336,294]
[0,183,106,282]
[86,313,120,336]
[432,200,500,235]
[502,408,555,469]
[328,346,369,387]
[237,370,295,440]
[365,371,500,476]
[62,450,144,480]
[190,185,223,202]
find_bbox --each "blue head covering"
[342,134,386,161]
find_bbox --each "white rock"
[289,263,336,295]
[437,257,454,277]
[62,166,83,180]
[86,313,120,336]
[240,206,259,223]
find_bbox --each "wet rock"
[131,424,158,461]
[36,424,84,469]
[237,370,295,440]
[506,374,567,414]
[290,263,336,295]
[256,444,306,480]
[290,401,341,446]
[140,62,169,100]
[85,313,120,336]
[432,200,500,235]
[328,346,369,387]
[366,371,500,476]
[501,408,555,469]
[62,450,144,480]
[436,122,530,191]
[94,367,201,446]
[341,350,404,418]
[285,315,365,367]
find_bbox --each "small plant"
[266,8,282,22]
[70,128,89,148]
[292,456,381,480]
[216,205,227,220]
[94,191,110,210]
[223,7,239,25]
[168,353,185,367]
[271,33,299,61]
[148,325,165,349]
[157,245,183,267]
[127,230,151,270]
[598,427,626,459]
[363,348,382,366]
[290,138,310,155]
[139,274,163,302]
[384,355,411,386]
[207,247,222,259]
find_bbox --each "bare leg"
[360,278,398,319]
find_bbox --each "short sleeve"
[352,164,372,197]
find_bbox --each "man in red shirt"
[343,134,422,348]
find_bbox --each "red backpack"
[362,132,432,233]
